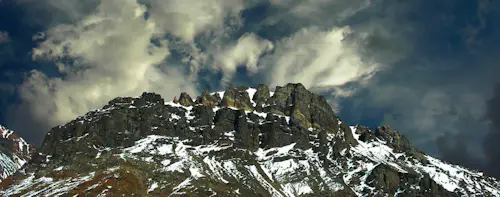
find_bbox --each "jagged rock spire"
[179,92,195,106]
[253,84,270,112]
[195,90,220,107]
[220,87,254,111]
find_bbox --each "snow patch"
[148,182,158,193]
[246,88,257,106]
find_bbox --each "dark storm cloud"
[462,0,493,51]
[433,0,500,178]
[484,84,500,178]
[0,32,13,68]
[334,0,500,177]
[436,132,484,171]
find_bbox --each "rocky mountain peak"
[179,92,195,106]
[37,83,358,166]
[2,83,499,196]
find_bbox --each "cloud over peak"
[265,26,379,89]
[213,33,274,86]
[9,0,390,144]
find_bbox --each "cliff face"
[1,83,499,196]
[38,83,356,166]
[0,125,34,182]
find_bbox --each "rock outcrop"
[366,164,455,197]
[0,125,34,182]
[354,125,428,164]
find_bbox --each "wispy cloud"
[14,0,203,143]
[212,33,274,87]
[0,31,9,44]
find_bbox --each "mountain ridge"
[1,83,499,196]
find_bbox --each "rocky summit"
[1,83,500,196]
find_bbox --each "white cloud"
[16,0,249,133]
[266,0,371,28]
[14,0,404,141]
[145,0,244,43]
[264,26,379,89]
[21,0,198,128]
[213,33,274,86]
[254,0,412,114]
[0,31,9,43]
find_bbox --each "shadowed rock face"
[366,164,455,197]
[253,84,270,112]
[2,83,498,196]
[39,83,358,165]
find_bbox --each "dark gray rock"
[190,105,214,127]
[179,92,195,106]
[253,84,270,112]
[260,115,293,148]
[374,126,428,164]
[367,164,458,197]
[220,87,254,111]
[290,126,310,150]
[367,164,404,194]
[195,90,221,107]
[375,126,411,152]
[318,129,329,158]
[213,108,237,132]
[234,110,259,151]
[355,125,374,142]
[309,91,339,134]
[339,121,358,146]
[263,84,294,116]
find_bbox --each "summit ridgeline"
[1,83,499,197]
[39,83,358,160]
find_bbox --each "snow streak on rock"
[0,125,33,181]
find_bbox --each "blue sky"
[0,0,499,177]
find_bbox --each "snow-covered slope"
[0,125,33,181]
[1,84,499,196]
[347,126,500,196]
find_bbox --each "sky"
[0,0,499,178]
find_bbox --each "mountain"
[0,125,34,182]
[1,83,499,196]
